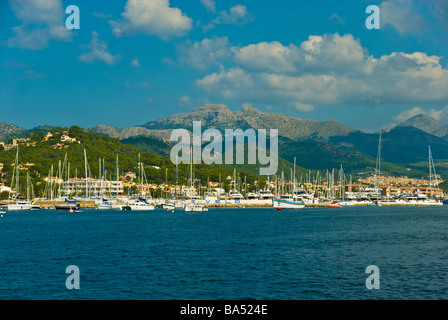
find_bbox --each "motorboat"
[273,194,305,209]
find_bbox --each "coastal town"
[0,134,445,211]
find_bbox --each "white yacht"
[7,200,32,211]
[162,199,185,211]
[258,188,275,200]
[246,192,259,200]
[128,198,155,211]
[185,203,208,212]
[228,189,244,200]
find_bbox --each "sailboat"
[163,156,185,211]
[371,132,383,205]
[184,147,207,212]
[423,146,443,206]
[273,158,305,209]
[128,154,154,211]
[228,169,244,200]
[7,146,32,211]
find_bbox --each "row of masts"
[39,150,150,201]
[7,137,442,201]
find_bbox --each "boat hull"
[185,204,208,212]
[129,205,154,211]
[7,204,32,211]
[97,205,112,210]
[55,205,80,211]
[273,199,305,209]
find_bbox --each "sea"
[0,206,447,300]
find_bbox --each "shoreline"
[1,199,445,209]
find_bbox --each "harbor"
[1,144,446,211]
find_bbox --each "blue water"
[0,206,447,300]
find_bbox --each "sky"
[0,0,447,132]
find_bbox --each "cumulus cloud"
[5,0,73,50]
[178,36,231,70]
[203,4,253,31]
[194,33,448,109]
[78,31,121,65]
[233,34,367,75]
[110,0,192,40]
[380,0,427,35]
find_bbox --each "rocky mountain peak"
[398,114,448,138]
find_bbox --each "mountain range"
[2,105,448,178]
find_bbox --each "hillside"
[329,126,448,164]
[0,126,261,197]
[0,122,26,141]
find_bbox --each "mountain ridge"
[139,104,354,141]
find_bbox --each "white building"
[60,178,124,196]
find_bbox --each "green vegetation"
[121,135,173,157]
[0,126,264,198]
[439,180,448,193]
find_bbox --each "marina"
[1,130,446,211]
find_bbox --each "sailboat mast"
[84,149,88,198]
[293,157,296,192]
[165,168,168,200]
[429,145,432,196]
[175,155,178,199]
[190,147,193,188]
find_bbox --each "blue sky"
[1,0,447,132]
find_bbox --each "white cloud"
[233,34,367,75]
[110,0,192,40]
[233,41,299,74]
[195,33,448,110]
[5,0,73,50]
[179,36,231,70]
[200,0,216,13]
[292,102,314,112]
[394,106,443,122]
[380,0,427,35]
[203,4,253,31]
[78,31,121,65]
